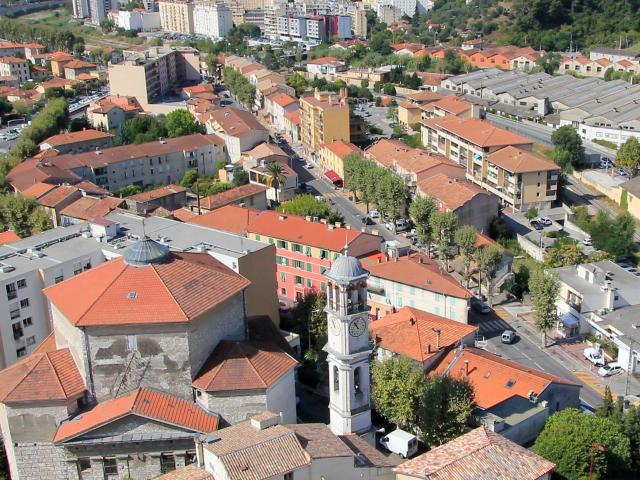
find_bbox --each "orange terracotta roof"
[365,138,411,167]
[370,307,476,363]
[394,426,555,479]
[41,129,113,147]
[486,146,559,173]
[0,230,20,245]
[7,158,81,192]
[22,182,56,199]
[76,73,96,81]
[268,91,297,108]
[322,140,360,159]
[155,465,214,480]
[417,174,488,211]
[422,117,533,148]
[432,96,473,115]
[193,340,297,392]
[44,252,250,327]
[197,184,267,211]
[127,184,186,203]
[54,388,219,443]
[64,60,96,70]
[210,108,268,137]
[32,332,57,355]
[171,207,198,222]
[189,204,264,234]
[307,56,340,65]
[285,110,301,125]
[183,83,214,95]
[0,348,84,404]
[0,56,27,64]
[407,91,443,103]
[367,253,472,299]
[60,196,124,220]
[50,51,74,62]
[74,180,110,196]
[37,185,81,207]
[433,347,578,409]
[245,142,287,160]
[617,59,633,67]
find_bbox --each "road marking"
[571,370,606,396]
[493,307,511,322]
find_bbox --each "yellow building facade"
[300,89,350,155]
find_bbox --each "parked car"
[529,220,543,230]
[616,168,629,177]
[385,219,409,232]
[379,429,418,459]
[361,216,375,226]
[298,182,308,192]
[598,362,623,377]
[626,268,640,276]
[369,209,380,218]
[584,347,606,366]
[538,217,552,226]
[405,232,417,244]
[582,237,592,246]
[471,298,491,314]
[305,162,314,169]
[501,330,517,344]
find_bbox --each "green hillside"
[426,0,640,52]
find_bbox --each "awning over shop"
[559,312,579,326]
[324,170,342,184]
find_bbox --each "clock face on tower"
[349,318,366,337]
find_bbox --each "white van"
[379,429,418,458]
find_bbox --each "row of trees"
[223,67,256,107]
[279,194,344,224]
[0,17,83,53]
[551,125,584,173]
[343,153,408,226]
[571,206,636,260]
[371,356,474,447]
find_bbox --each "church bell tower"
[324,250,372,435]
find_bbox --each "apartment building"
[62,59,97,80]
[319,139,360,185]
[39,129,113,154]
[207,107,270,162]
[421,116,557,211]
[193,2,234,39]
[190,205,383,302]
[0,56,30,83]
[347,4,367,37]
[87,95,144,131]
[159,0,195,33]
[300,89,350,155]
[116,9,162,31]
[108,47,201,104]
[9,133,226,193]
[265,91,298,132]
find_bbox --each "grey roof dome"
[327,254,369,284]
[123,236,171,267]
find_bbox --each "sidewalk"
[501,304,640,397]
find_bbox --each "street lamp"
[589,443,605,480]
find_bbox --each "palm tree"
[265,161,286,204]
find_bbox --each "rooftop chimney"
[250,412,280,431]
[433,328,441,349]
[464,360,469,376]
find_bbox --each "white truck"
[379,429,418,458]
[584,346,606,366]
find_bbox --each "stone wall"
[197,390,267,426]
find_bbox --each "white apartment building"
[117,9,162,31]
[194,2,234,39]
[377,0,417,18]
[0,56,30,83]
[159,0,195,33]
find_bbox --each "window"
[255,234,261,241]
[320,249,328,259]
[77,458,91,472]
[83,260,91,271]
[184,452,196,466]
[284,472,294,480]
[280,272,286,282]
[22,317,32,327]
[306,263,312,272]
[103,458,118,477]
[277,240,288,249]
[333,366,339,391]
[16,347,26,358]
[320,267,327,274]
[292,243,302,253]
[17,279,26,289]
[293,260,304,269]
[6,283,16,300]
[305,246,312,257]
[54,275,64,284]
[12,323,23,340]
[306,279,312,288]
[268,237,274,244]
[354,367,361,394]
[73,262,82,275]
[20,298,29,308]
[160,454,176,473]
[26,336,35,346]
[321,282,326,291]
[295,275,303,285]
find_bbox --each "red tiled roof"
[365,138,411,167]
[54,388,219,443]
[285,110,301,125]
[7,158,81,192]
[193,340,297,392]
[60,196,124,220]
[367,253,472,299]
[41,129,113,147]
[171,208,198,222]
[154,465,214,480]
[322,140,360,159]
[50,51,74,62]
[64,60,96,70]
[197,184,268,211]
[370,307,477,363]
[417,174,488,211]
[245,142,287,160]
[127,184,186,203]
[74,180,110,196]
[210,108,268,137]
[268,92,297,108]
[0,348,85,404]
[21,182,57,199]
[486,146,559,174]
[44,252,250,327]
[432,95,473,115]
[433,347,578,409]
[307,56,340,65]
[0,230,20,245]
[38,185,81,207]
[189,204,263,234]
[0,56,28,64]
[394,426,555,479]
[422,117,533,148]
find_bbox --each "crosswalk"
[571,370,607,396]
[493,307,511,322]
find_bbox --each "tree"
[0,195,53,237]
[181,169,199,188]
[534,409,631,480]
[455,225,477,287]
[118,115,168,144]
[409,196,436,254]
[279,194,343,224]
[590,211,635,259]
[286,72,308,97]
[371,356,428,431]
[476,245,502,307]
[529,268,559,347]
[232,169,249,186]
[11,100,29,117]
[69,117,91,132]
[616,137,640,177]
[166,109,205,138]
[100,18,115,33]
[524,206,539,221]
[623,405,640,471]
[430,211,458,269]
[292,291,328,350]
[551,125,584,171]
[418,375,475,446]
[544,242,584,268]
[383,83,396,95]
[0,97,12,117]
[376,173,408,226]
[597,386,616,419]
[264,161,287,203]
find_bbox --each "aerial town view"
[0,0,639,478]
